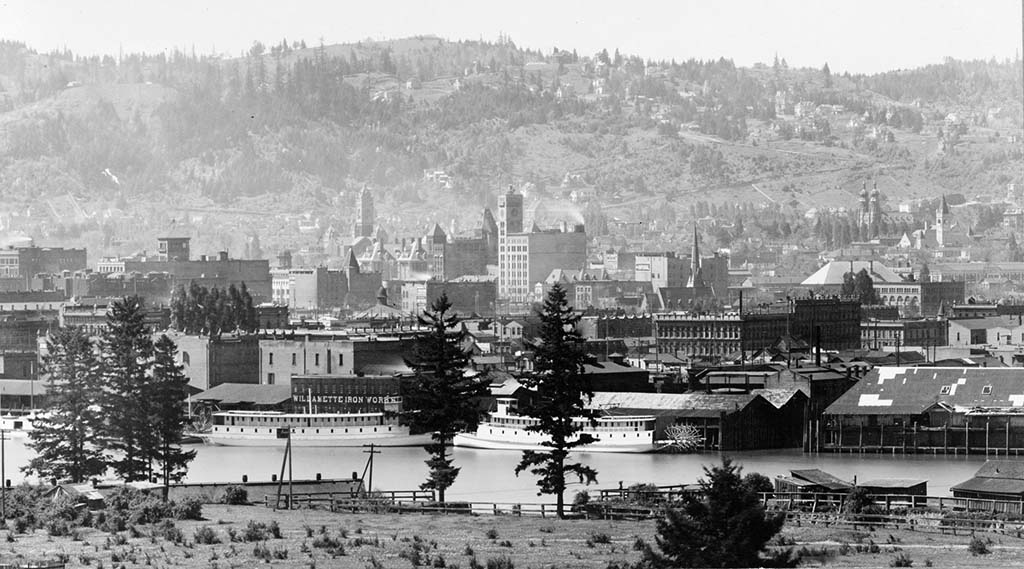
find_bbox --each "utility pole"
[362,444,380,496]
[273,427,292,511]
[1,428,6,519]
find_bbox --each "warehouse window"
[982,385,992,395]
[940,385,951,395]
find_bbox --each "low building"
[951,460,1024,501]
[858,479,928,496]
[589,391,802,450]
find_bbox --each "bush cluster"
[7,485,204,536]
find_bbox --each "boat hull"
[453,432,656,454]
[205,430,434,448]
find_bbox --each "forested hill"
[0,36,1020,254]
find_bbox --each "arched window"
[182,352,190,366]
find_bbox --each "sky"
[0,0,1021,74]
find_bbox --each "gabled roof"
[951,460,1024,496]
[789,469,853,491]
[801,260,903,286]
[825,367,1024,416]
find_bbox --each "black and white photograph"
[0,0,1021,566]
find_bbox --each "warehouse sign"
[292,394,403,405]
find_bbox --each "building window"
[338,353,344,366]
[292,353,297,366]
[315,354,320,366]
[940,385,951,395]
[267,373,275,384]
[982,385,993,395]
[268,352,274,365]
[182,352,190,365]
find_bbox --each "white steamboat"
[453,397,657,453]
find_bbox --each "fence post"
[541,504,546,518]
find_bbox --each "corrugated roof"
[589,391,759,415]
[824,367,1024,416]
[193,383,291,406]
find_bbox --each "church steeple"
[687,225,704,288]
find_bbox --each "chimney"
[560,221,568,233]
[219,251,228,261]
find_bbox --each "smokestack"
[815,325,821,367]
[739,289,744,314]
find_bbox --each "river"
[0,436,996,503]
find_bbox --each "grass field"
[2,504,1024,568]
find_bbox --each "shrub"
[572,491,590,511]
[312,533,343,550]
[193,526,220,545]
[590,532,612,545]
[485,528,498,540]
[157,520,183,544]
[46,518,71,537]
[890,552,914,567]
[220,485,249,505]
[243,520,268,542]
[969,536,990,555]
[485,556,514,569]
[173,496,204,520]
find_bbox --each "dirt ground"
[0,504,1022,568]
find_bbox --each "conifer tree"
[642,457,790,568]
[25,327,107,483]
[99,296,156,482]
[151,335,197,498]
[403,293,487,503]
[514,283,598,518]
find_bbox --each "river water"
[0,436,995,503]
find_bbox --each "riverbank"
[3,504,1024,568]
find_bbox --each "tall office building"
[354,186,375,238]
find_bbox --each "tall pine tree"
[151,335,197,498]
[514,284,598,518]
[403,294,487,503]
[99,296,156,482]
[25,327,107,483]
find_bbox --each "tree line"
[26,296,194,498]
[170,282,259,336]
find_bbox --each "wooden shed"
[857,478,928,496]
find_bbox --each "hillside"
[0,37,1020,260]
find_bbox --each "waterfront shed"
[588,391,798,450]
[950,460,1024,500]
[857,479,928,496]
[788,469,854,492]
